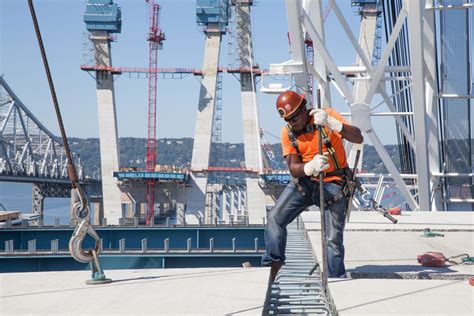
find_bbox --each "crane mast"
[145,0,165,225]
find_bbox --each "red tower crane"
[145,0,165,225]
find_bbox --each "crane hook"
[68,219,101,263]
[68,189,111,284]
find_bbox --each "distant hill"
[69,137,473,178]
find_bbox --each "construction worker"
[262,90,363,281]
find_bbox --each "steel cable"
[27,0,87,206]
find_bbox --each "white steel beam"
[351,101,419,211]
[282,0,422,211]
[328,0,373,75]
[423,0,441,211]
[407,0,431,211]
[16,108,37,175]
[331,0,376,170]
[344,1,418,210]
[302,8,354,104]
[367,130,418,210]
[364,8,408,105]
[378,89,416,149]
[338,65,411,74]
[285,0,310,94]
[427,3,474,11]
[329,0,418,209]
[304,0,331,106]
[370,83,412,111]
[0,103,14,133]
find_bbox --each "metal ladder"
[263,217,333,315]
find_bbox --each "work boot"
[269,261,284,282]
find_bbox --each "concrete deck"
[0,267,269,315]
[301,210,474,315]
[329,278,472,315]
[1,211,473,315]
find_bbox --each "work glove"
[310,109,343,132]
[303,154,330,177]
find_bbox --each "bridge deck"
[113,171,189,182]
[302,210,474,315]
[0,267,270,315]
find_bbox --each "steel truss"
[261,0,473,212]
[0,76,83,181]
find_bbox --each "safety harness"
[286,123,348,207]
[286,121,399,223]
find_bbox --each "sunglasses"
[284,105,306,123]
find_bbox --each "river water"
[0,182,70,225]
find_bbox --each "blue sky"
[0,0,401,145]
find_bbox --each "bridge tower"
[186,0,266,224]
[84,0,123,224]
[231,0,266,224]
[186,0,230,224]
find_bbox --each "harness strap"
[287,122,349,206]
[288,123,342,170]
[286,124,303,161]
[320,126,341,170]
[323,168,346,178]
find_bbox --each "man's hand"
[303,154,330,177]
[310,109,343,132]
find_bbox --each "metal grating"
[439,0,473,211]
[383,0,417,177]
[263,218,333,315]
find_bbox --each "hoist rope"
[28,0,87,206]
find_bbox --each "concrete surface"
[308,231,474,277]
[301,209,474,231]
[329,278,474,315]
[301,210,474,315]
[302,211,473,276]
[1,211,473,315]
[0,267,269,315]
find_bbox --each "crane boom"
[145,0,165,225]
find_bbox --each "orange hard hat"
[276,91,306,119]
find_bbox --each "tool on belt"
[342,155,398,224]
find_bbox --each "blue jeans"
[261,178,347,278]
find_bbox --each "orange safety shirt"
[281,108,348,183]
